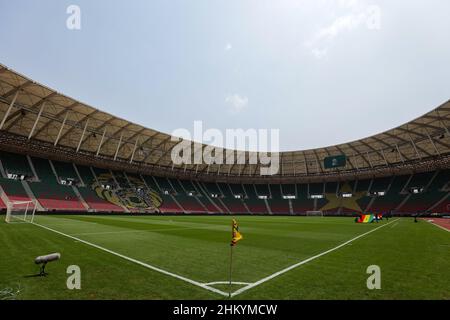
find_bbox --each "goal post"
[5,200,37,223]
[306,210,324,217]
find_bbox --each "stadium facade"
[0,63,449,215]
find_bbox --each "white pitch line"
[30,221,229,297]
[425,219,450,233]
[230,219,400,297]
[204,281,252,286]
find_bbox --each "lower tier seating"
[0,150,449,214]
[28,182,85,211]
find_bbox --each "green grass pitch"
[0,214,448,300]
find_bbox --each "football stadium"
[1,64,449,300]
[0,1,449,307]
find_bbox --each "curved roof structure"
[1,63,450,183]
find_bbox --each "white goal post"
[306,210,324,217]
[5,200,37,223]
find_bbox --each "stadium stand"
[218,183,248,213]
[268,184,291,214]
[28,157,85,211]
[0,178,31,202]
[398,170,450,213]
[243,184,268,213]
[0,65,449,216]
[75,165,123,212]
[354,179,372,212]
[200,181,229,213]
[370,175,410,213]
[291,184,315,213]
[0,149,449,214]
[0,151,34,178]
[141,175,183,213]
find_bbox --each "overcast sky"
[0,0,449,151]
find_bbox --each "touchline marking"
[425,219,450,233]
[30,221,229,297]
[230,219,400,297]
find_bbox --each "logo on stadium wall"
[92,173,162,211]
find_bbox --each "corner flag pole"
[229,219,242,298]
[228,244,233,298]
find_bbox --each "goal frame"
[306,210,324,217]
[5,200,37,224]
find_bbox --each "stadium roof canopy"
[1,63,449,183]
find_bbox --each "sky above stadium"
[0,0,449,151]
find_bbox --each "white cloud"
[311,48,328,59]
[338,0,359,9]
[225,43,232,51]
[305,2,381,59]
[316,13,366,41]
[225,94,248,114]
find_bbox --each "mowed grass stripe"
[2,215,447,299]
[31,215,391,285]
[236,218,450,299]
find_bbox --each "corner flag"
[230,219,243,246]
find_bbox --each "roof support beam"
[381,133,412,161]
[58,110,98,142]
[28,102,46,139]
[79,116,116,147]
[335,145,356,170]
[408,133,421,159]
[312,150,323,174]
[2,81,31,98]
[380,148,389,166]
[26,100,77,137]
[396,144,404,163]
[147,136,173,164]
[366,151,373,168]
[100,123,134,152]
[426,130,440,155]
[114,133,123,161]
[96,128,107,156]
[303,154,308,175]
[0,91,19,130]
[2,96,54,132]
[395,127,435,156]
[129,137,140,163]
[77,119,89,152]
[346,144,371,168]
[54,111,69,146]
[359,140,388,164]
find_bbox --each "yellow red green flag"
[230,219,243,246]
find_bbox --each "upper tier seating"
[370,175,409,212]
[52,160,78,180]
[399,170,450,213]
[28,158,84,211]
[0,151,33,177]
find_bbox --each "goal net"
[306,210,324,217]
[5,200,36,223]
